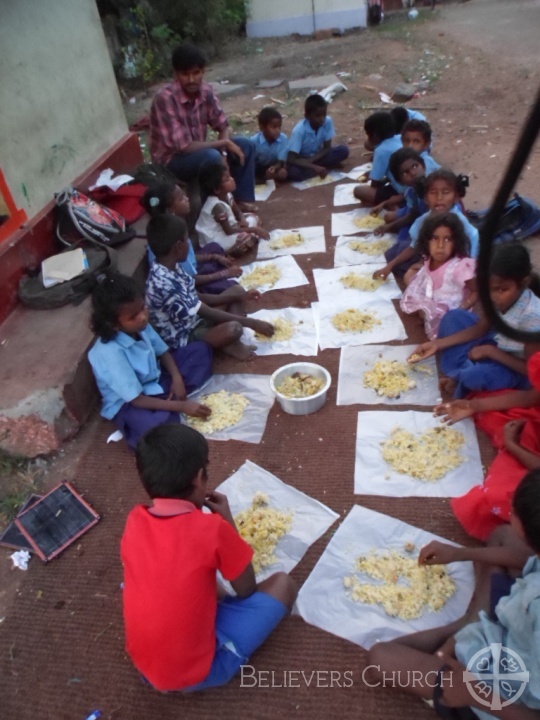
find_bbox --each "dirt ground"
[1,1,540,718]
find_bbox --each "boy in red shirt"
[121,424,297,692]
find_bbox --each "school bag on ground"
[467,193,540,244]
[55,187,136,249]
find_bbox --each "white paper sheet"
[337,345,440,406]
[334,233,397,267]
[239,255,309,293]
[244,307,318,356]
[314,298,407,350]
[254,180,276,202]
[344,163,372,181]
[354,410,484,497]
[215,460,339,581]
[296,505,475,649]
[333,183,362,207]
[332,208,384,236]
[313,265,401,305]
[257,226,326,260]
[291,170,346,191]
[183,374,274,443]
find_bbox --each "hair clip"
[96,273,107,285]
[149,197,160,207]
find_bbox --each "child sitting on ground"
[367,469,540,719]
[400,212,477,340]
[88,271,212,450]
[401,119,437,168]
[251,107,289,182]
[353,111,402,205]
[435,351,540,541]
[121,423,297,692]
[146,214,274,359]
[286,93,349,182]
[195,162,268,256]
[373,169,477,280]
[410,244,540,399]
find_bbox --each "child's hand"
[434,399,474,425]
[372,266,390,280]
[205,491,234,522]
[314,165,328,179]
[225,266,243,279]
[503,419,525,448]
[248,319,274,337]
[435,656,476,709]
[246,289,261,301]
[215,255,234,268]
[419,540,461,566]
[408,341,439,362]
[253,227,270,240]
[168,375,186,401]
[370,202,386,216]
[179,400,211,419]
[373,223,390,237]
[468,344,494,362]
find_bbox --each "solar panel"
[0,494,42,552]
[14,482,99,561]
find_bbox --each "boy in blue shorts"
[251,107,289,182]
[354,111,402,205]
[121,423,297,692]
[286,93,349,182]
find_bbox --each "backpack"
[18,246,118,309]
[55,187,136,249]
[467,193,540,244]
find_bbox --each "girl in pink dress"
[400,212,477,339]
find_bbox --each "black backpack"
[18,246,118,309]
[467,193,540,244]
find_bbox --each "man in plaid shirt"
[150,44,256,207]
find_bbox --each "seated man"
[150,44,256,209]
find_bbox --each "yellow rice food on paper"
[348,238,393,256]
[363,360,416,399]
[302,175,332,187]
[186,390,248,435]
[276,372,325,398]
[269,232,304,250]
[240,263,281,290]
[331,309,381,334]
[343,550,455,619]
[255,317,295,343]
[340,272,386,292]
[353,215,385,230]
[234,492,293,573]
[381,426,465,481]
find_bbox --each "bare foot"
[439,376,457,399]
[222,340,256,360]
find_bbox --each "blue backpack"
[467,193,540,244]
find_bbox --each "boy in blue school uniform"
[354,111,402,206]
[251,107,289,182]
[286,94,349,182]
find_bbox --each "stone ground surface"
[1,1,540,718]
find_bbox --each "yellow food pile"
[343,550,456,619]
[340,272,386,292]
[363,360,416,399]
[276,372,325,398]
[381,426,465,481]
[269,232,304,250]
[186,390,249,435]
[234,492,293,573]
[255,317,295,343]
[353,215,385,230]
[331,309,381,334]
[348,238,393,256]
[240,263,281,289]
[303,175,331,187]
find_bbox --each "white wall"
[247,0,367,38]
[0,0,128,216]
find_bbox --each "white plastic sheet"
[183,374,274,443]
[344,163,372,181]
[244,307,318,356]
[333,183,361,207]
[332,208,384,236]
[254,179,276,202]
[313,265,401,304]
[257,226,326,260]
[337,344,440,406]
[334,233,397,267]
[291,170,346,191]
[313,298,407,350]
[214,460,339,581]
[239,255,309,294]
[296,505,475,649]
[354,410,484,497]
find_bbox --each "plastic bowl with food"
[270,362,331,416]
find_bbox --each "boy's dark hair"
[258,106,282,126]
[136,424,209,500]
[90,271,143,342]
[402,118,433,144]
[147,214,188,258]
[172,44,207,72]
[416,212,471,259]
[305,93,328,115]
[364,112,396,143]
[390,107,410,134]
[423,168,468,199]
[512,469,540,554]
[489,243,540,295]
[388,147,425,182]
[198,161,227,197]
[141,180,176,217]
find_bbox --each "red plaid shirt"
[149,80,229,166]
